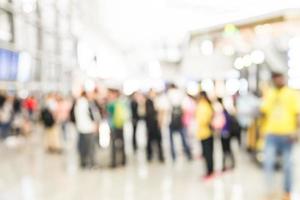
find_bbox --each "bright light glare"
[289,79,300,89]
[288,68,300,78]
[186,81,199,96]
[84,79,95,92]
[288,60,300,68]
[151,79,165,92]
[242,55,252,67]
[99,121,111,148]
[201,79,214,93]
[201,40,214,56]
[234,57,244,70]
[222,45,235,56]
[22,3,36,13]
[251,50,265,64]
[226,79,240,95]
[289,36,300,49]
[123,80,139,96]
[77,41,94,71]
[148,61,162,78]
[21,0,36,13]
[18,52,32,82]
[288,36,300,89]
[288,49,300,59]
[166,48,181,62]
[19,90,29,99]
[239,78,249,94]
[0,30,12,42]
[226,69,240,79]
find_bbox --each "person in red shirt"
[23,95,38,120]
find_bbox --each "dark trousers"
[78,133,95,168]
[132,120,138,152]
[221,136,235,170]
[170,127,192,160]
[201,137,214,176]
[146,127,164,162]
[111,128,126,167]
[0,123,11,139]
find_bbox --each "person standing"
[182,94,197,151]
[167,83,192,161]
[23,95,38,121]
[145,90,165,163]
[130,92,145,153]
[261,72,300,200]
[75,91,98,169]
[196,91,214,179]
[55,95,72,142]
[41,94,61,153]
[107,88,127,168]
[12,95,23,136]
[217,98,235,172]
[0,95,13,139]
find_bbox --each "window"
[0,9,13,42]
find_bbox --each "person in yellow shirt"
[261,72,300,200]
[196,91,214,179]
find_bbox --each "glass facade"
[0,9,13,42]
[0,0,80,91]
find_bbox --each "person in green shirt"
[107,89,126,168]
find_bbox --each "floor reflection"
[0,124,299,200]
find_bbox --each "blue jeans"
[264,134,294,193]
[169,127,192,160]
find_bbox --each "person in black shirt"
[145,89,164,163]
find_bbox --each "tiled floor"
[0,123,299,200]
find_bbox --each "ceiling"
[93,0,300,51]
[76,0,300,81]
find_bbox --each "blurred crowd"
[0,73,299,199]
[0,93,37,139]
[0,84,243,175]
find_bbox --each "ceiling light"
[251,50,265,64]
[201,39,214,56]
[201,79,214,92]
[234,57,244,70]
[242,55,252,67]
[222,46,235,56]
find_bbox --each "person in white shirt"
[75,91,98,169]
[167,84,192,161]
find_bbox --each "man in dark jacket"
[145,90,164,163]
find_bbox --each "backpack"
[41,108,55,127]
[170,106,183,130]
[113,101,126,129]
[228,114,241,138]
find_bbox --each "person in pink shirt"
[182,94,197,134]
[55,95,72,141]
